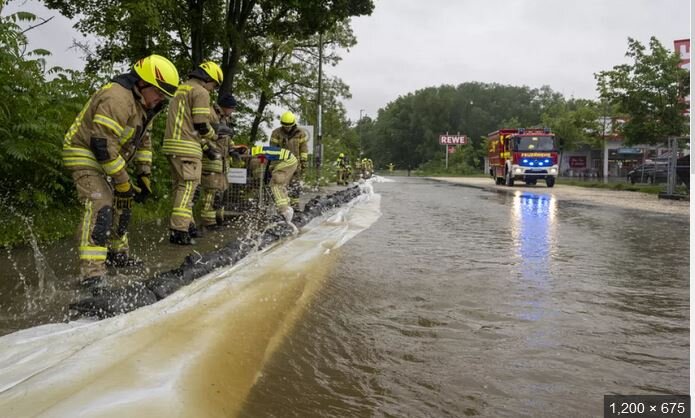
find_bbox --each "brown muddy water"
[0,177,689,417]
[239,177,689,417]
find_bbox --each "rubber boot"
[188,223,203,238]
[105,252,144,268]
[281,206,294,224]
[216,215,232,228]
[170,229,193,245]
[79,275,106,288]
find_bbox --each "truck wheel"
[546,176,555,188]
[505,170,514,187]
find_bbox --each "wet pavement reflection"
[240,177,689,417]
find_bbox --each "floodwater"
[0,177,689,417]
[0,214,250,336]
[239,177,689,417]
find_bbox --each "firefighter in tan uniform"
[353,158,362,181]
[335,153,348,185]
[62,54,179,286]
[200,92,237,230]
[163,61,224,245]
[269,111,308,210]
[249,145,298,223]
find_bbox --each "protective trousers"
[168,156,201,231]
[270,159,298,212]
[288,172,302,210]
[200,171,227,226]
[336,167,346,185]
[72,170,130,279]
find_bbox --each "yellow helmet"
[133,54,180,97]
[199,61,224,85]
[339,153,345,158]
[280,111,296,126]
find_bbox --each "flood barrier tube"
[69,186,364,318]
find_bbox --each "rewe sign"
[439,134,468,145]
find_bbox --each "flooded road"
[0,177,689,417]
[240,177,689,417]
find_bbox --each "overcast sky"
[329,0,691,121]
[6,0,691,123]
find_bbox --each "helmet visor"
[158,81,178,97]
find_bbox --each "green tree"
[0,10,97,208]
[355,82,555,171]
[541,98,600,171]
[595,36,689,145]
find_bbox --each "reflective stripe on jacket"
[270,126,308,163]
[62,74,156,181]
[163,78,212,159]
[201,104,231,173]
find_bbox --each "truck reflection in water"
[510,191,557,325]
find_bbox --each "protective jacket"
[202,104,232,174]
[163,78,215,159]
[269,126,308,168]
[62,73,158,184]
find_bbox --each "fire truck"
[487,128,559,187]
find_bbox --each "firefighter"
[335,153,348,185]
[62,54,179,286]
[249,145,298,223]
[353,158,362,181]
[269,111,308,210]
[361,157,369,179]
[366,158,374,178]
[200,92,237,230]
[345,161,353,183]
[388,162,394,172]
[163,61,224,245]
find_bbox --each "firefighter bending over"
[163,61,224,245]
[62,54,179,287]
[250,145,298,223]
[270,111,308,210]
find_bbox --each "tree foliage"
[0,10,98,208]
[595,36,689,145]
[354,82,560,171]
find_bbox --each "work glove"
[202,144,222,160]
[251,146,267,164]
[133,175,153,204]
[300,159,308,171]
[215,124,235,138]
[114,182,134,210]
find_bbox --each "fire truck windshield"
[514,136,555,151]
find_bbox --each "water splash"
[0,197,58,308]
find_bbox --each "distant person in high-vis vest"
[163,61,224,245]
[335,153,348,185]
[354,158,363,181]
[62,54,179,287]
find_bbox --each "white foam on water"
[0,186,382,418]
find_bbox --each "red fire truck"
[487,128,559,187]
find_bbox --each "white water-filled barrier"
[0,183,382,417]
